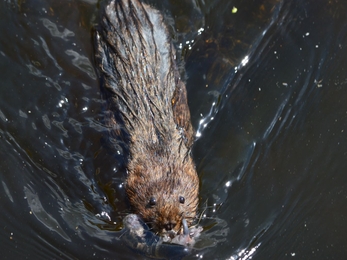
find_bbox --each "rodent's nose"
[164,222,176,231]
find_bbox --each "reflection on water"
[1,0,347,259]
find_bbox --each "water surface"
[0,0,347,259]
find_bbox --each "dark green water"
[0,0,347,259]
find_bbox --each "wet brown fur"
[95,0,199,235]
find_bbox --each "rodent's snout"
[163,218,189,234]
[164,221,177,232]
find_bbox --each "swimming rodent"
[95,0,199,238]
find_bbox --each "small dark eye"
[149,197,156,206]
[179,196,185,204]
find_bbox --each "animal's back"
[95,0,193,146]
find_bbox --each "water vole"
[95,0,199,238]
